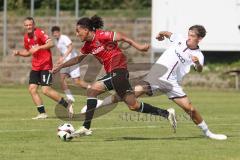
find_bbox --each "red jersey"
[24,28,53,71]
[81,29,127,73]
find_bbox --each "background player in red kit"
[13,17,72,119]
[53,15,176,136]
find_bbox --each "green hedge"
[0,0,151,11]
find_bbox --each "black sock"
[37,105,46,114]
[137,102,169,118]
[83,98,98,129]
[58,97,68,108]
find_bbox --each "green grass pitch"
[0,86,239,160]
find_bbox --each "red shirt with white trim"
[81,29,127,73]
[24,28,53,71]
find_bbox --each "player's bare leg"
[73,78,89,89]
[29,84,47,119]
[29,84,43,106]
[173,97,202,124]
[123,92,176,132]
[173,97,227,140]
[41,86,74,117]
[60,73,75,102]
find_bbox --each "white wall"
[151,0,240,53]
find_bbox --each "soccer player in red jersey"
[13,17,73,119]
[53,15,176,136]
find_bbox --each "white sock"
[198,120,211,136]
[64,89,75,102]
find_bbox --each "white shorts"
[143,63,186,99]
[60,64,80,79]
[146,79,186,99]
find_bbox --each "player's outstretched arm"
[29,39,54,54]
[114,32,150,52]
[52,54,87,74]
[13,49,31,57]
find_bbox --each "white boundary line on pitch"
[0,124,240,133]
[0,126,158,133]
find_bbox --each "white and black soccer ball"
[57,123,75,142]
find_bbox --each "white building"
[151,0,240,62]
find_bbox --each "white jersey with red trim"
[156,33,204,84]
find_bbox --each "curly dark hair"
[77,15,104,31]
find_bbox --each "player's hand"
[13,50,20,56]
[156,34,165,41]
[191,56,200,64]
[139,43,150,52]
[29,46,41,54]
[52,64,62,74]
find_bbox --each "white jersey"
[55,35,78,62]
[156,33,204,84]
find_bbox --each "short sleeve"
[98,30,115,42]
[169,33,183,43]
[36,29,50,44]
[193,51,204,67]
[197,52,204,66]
[24,36,30,50]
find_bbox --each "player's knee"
[28,86,37,94]
[184,104,197,115]
[127,102,140,111]
[41,87,50,95]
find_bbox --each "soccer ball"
[57,123,75,142]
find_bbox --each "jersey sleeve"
[197,52,204,66]
[169,33,183,43]
[98,30,115,42]
[80,43,90,54]
[36,29,50,44]
[193,51,204,67]
[24,36,30,50]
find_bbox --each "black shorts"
[98,68,133,99]
[29,70,52,86]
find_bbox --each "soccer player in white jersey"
[82,25,227,140]
[51,26,89,103]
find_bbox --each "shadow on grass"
[104,136,203,141]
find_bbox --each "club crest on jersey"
[178,42,181,45]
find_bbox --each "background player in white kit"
[83,25,227,140]
[51,26,89,103]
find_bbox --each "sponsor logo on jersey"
[92,46,105,55]
[175,50,185,63]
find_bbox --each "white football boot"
[32,113,48,120]
[205,130,227,140]
[167,108,177,133]
[67,100,74,118]
[71,126,92,138]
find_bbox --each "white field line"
[0,126,158,133]
[0,124,239,133]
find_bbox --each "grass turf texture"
[0,87,239,160]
